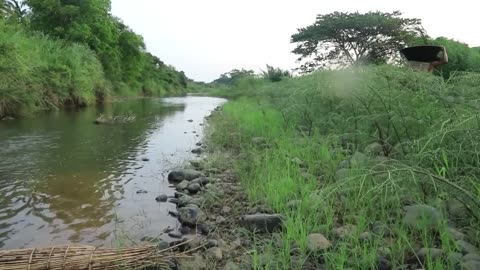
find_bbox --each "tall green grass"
[0,22,109,117]
[207,66,480,269]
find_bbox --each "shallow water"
[0,96,226,249]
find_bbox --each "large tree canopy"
[291,11,424,72]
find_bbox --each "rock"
[222,206,232,214]
[350,152,369,167]
[206,239,218,248]
[168,211,179,218]
[168,169,204,182]
[417,248,444,260]
[2,116,14,120]
[377,256,392,270]
[333,224,357,238]
[141,157,150,161]
[448,252,463,264]
[136,190,148,194]
[178,205,206,226]
[155,194,168,202]
[251,137,267,145]
[180,226,192,235]
[168,232,183,239]
[373,222,393,237]
[335,168,350,181]
[187,183,202,194]
[187,119,194,122]
[447,199,469,219]
[177,180,189,190]
[206,247,223,261]
[190,160,203,169]
[191,148,203,154]
[306,233,331,252]
[456,240,478,254]
[178,195,204,207]
[240,214,286,233]
[365,142,384,156]
[287,200,302,209]
[301,172,315,180]
[157,240,170,250]
[359,232,372,241]
[375,250,391,262]
[168,198,179,204]
[178,254,206,270]
[448,227,465,240]
[197,224,214,235]
[291,157,305,167]
[196,142,202,146]
[403,204,443,230]
[224,261,241,270]
[461,260,480,270]
[464,254,480,261]
[190,177,211,186]
[338,160,350,169]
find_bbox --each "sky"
[111,0,479,82]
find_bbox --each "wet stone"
[155,194,168,202]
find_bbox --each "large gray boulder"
[178,204,206,226]
[240,214,286,233]
[168,169,204,182]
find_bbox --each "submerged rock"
[168,169,204,182]
[240,214,286,233]
[187,119,194,122]
[178,204,206,226]
[155,194,168,202]
[191,148,203,154]
[403,204,443,230]
[306,233,331,252]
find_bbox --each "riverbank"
[160,66,480,269]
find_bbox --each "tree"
[291,11,424,72]
[213,69,255,85]
[261,65,291,82]
[1,0,27,21]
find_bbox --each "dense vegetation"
[198,10,480,270]
[0,0,187,118]
[207,66,480,269]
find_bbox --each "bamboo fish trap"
[0,244,171,270]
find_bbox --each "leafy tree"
[1,0,27,21]
[261,65,291,82]
[213,69,255,85]
[291,11,424,72]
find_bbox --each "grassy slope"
[207,66,480,269]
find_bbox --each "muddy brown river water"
[0,96,226,249]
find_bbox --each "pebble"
[206,247,223,261]
[168,232,183,239]
[155,194,168,202]
[222,206,232,214]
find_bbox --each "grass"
[206,65,480,269]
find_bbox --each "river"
[0,96,226,249]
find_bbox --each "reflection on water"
[0,96,226,249]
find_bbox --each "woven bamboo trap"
[0,244,172,270]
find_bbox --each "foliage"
[0,21,108,117]
[207,65,480,269]
[261,65,291,82]
[25,0,187,94]
[291,11,424,72]
[213,68,255,85]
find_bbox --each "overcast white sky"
[111,0,479,82]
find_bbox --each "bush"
[0,22,108,117]
[261,65,292,82]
